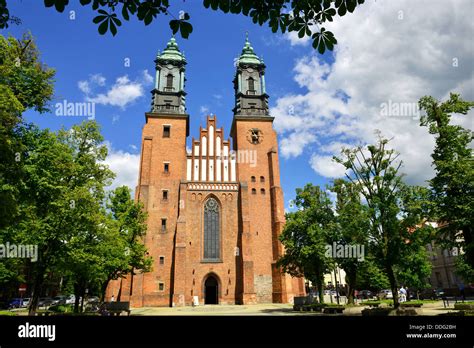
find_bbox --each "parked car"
[38,297,53,307]
[356,290,374,299]
[87,296,100,304]
[52,296,68,305]
[378,289,393,299]
[65,295,76,305]
[21,298,31,308]
[8,298,24,309]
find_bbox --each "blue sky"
[4,1,473,210]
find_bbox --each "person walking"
[399,286,407,302]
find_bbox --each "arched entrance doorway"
[204,275,219,304]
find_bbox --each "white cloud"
[142,69,154,85]
[87,75,143,109]
[310,154,346,179]
[90,73,106,86]
[286,30,311,47]
[78,80,91,94]
[79,70,153,109]
[280,131,316,158]
[103,143,140,193]
[200,105,210,114]
[275,0,474,185]
[78,73,106,94]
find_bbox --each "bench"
[442,296,457,308]
[102,302,131,316]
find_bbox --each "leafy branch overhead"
[0,0,365,54]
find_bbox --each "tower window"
[166,74,174,89]
[164,163,170,173]
[158,282,165,291]
[261,188,266,195]
[159,256,165,265]
[251,176,256,182]
[260,176,265,183]
[161,218,167,232]
[251,188,257,195]
[162,190,168,201]
[248,77,255,92]
[203,198,220,260]
[163,125,170,137]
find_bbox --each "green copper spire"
[156,37,186,62]
[237,34,263,65]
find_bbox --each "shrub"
[49,304,73,313]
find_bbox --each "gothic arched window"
[248,77,255,92]
[166,74,174,89]
[204,197,220,260]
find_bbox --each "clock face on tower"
[247,128,263,145]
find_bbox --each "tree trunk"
[386,264,399,309]
[313,272,324,304]
[346,269,357,305]
[80,288,85,313]
[73,283,81,313]
[28,263,46,315]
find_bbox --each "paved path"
[131,301,456,316]
[132,303,305,316]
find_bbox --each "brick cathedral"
[107,36,305,307]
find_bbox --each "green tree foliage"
[395,185,434,292]
[103,186,152,302]
[278,184,335,303]
[419,93,474,278]
[1,121,153,314]
[334,136,433,308]
[0,32,55,229]
[331,179,370,304]
[0,32,152,315]
[0,0,366,53]
[355,256,390,291]
[16,121,115,314]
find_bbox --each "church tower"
[122,37,190,307]
[151,37,187,114]
[231,36,304,303]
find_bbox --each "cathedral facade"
[107,37,305,307]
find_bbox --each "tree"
[0,32,55,229]
[419,93,474,276]
[395,185,434,296]
[102,186,152,302]
[334,136,430,308]
[278,183,335,303]
[15,121,115,314]
[0,0,366,54]
[330,179,370,304]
